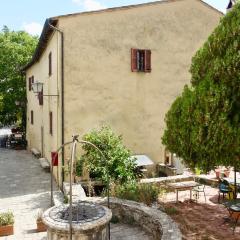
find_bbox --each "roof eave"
[21,18,58,72]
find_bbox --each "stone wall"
[102,198,182,240]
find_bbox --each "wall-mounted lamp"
[32,82,59,97]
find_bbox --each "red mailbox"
[51,152,58,166]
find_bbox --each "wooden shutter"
[49,112,53,135]
[32,75,34,84]
[144,50,151,72]
[38,90,43,105]
[131,48,138,72]
[49,52,52,76]
[31,111,34,125]
[29,77,32,91]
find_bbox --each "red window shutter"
[31,111,34,124]
[38,90,43,105]
[131,48,138,72]
[29,77,32,91]
[144,50,151,72]
[49,112,53,135]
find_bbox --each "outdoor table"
[223,199,240,232]
[167,181,201,203]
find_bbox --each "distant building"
[23,0,222,185]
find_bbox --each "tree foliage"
[162,4,240,171]
[0,26,38,127]
[80,126,137,184]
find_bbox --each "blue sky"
[0,0,229,35]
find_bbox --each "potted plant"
[0,211,14,236]
[224,167,230,178]
[36,210,47,232]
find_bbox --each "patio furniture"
[167,181,201,203]
[192,184,206,203]
[223,199,240,233]
[223,177,240,197]
[218,179,233,203]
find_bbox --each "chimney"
[227,0,236,12]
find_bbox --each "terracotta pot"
[224,170,230,177]
[37,221,47,232]
[215,169,220,179]
[0,225,14,236]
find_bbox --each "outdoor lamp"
[31,81,43,94]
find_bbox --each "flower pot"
[0,225,14,236]
[224,170,230,178]
[215,169,220,179]
[37,221,47,232]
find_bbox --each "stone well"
[43,201,112,240]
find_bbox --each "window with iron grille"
[131,48,151,72]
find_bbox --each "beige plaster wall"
[26,31,62,182]
[58,0,222,164]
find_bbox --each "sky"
[0,0,229,36]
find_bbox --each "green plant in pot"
[0,211,14,236]
[36,209,47,232]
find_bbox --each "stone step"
[39,158,50,172]
[31,148,41,158]
[63,182,86,200]
[53,191,64,206]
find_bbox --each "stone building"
[23,0,222,185]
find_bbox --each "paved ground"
[0,149,151,240]
[159,184,240,239]
[0,149,53,240]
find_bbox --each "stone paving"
[0,149,151,240]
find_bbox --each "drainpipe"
[48,19,65,187]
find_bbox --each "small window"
[131,48,151,72]
[29,76,34,91]
[49,52,52,76]
[49,111,53,135]
[28,77,32,91]
[30,110,34,125]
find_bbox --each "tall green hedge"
[162,4,240,172]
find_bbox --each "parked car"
[6,128,27,150]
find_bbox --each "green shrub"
[81,126,137,184]
[112,182,163,206]
[110,215,120,224]
[164,206,179,215]
[0,212,14,226]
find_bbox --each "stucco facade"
[25,0,222,184]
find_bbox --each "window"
[131,48,151,72]
[48,52,52,76]
[28,77,32,91]
[49,111,53,135]
[29,76,34,91]
[30,110,34,125]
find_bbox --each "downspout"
[48,19,65,186]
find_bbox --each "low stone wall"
[140,175,194,185]
[103,198,182,240]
